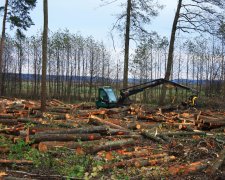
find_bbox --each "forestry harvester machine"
[96,78,198,108]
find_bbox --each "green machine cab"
[96,86,118,108]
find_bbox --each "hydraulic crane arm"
[118,78,197,104]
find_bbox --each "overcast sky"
[0,0,178,47]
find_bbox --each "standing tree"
[108,0,162,88]
[159,0,224,105]
[0,0,8,95]
[0,0,37,95]
[41,0,48,112]
[123,0,132,88]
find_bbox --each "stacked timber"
[194,111,225,130]
[1,97,225,178]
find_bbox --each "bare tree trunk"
[222,38,225,99]
[0,0,8,96]
[89,47,94,101]
[123,0,131,88]
[41,0,48,112]
[18,39,23,97]
[159,0,182,105]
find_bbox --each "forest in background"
[1,29,225,105]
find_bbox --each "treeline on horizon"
[1,29,225,103]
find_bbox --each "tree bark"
[123,0,131,88]
[162,131,206,136]
[89,115,127,130]
[0,0,8,96]
[134,155,176,168]
[31,133,101,143]
[38,139,107,152]
[141,129,165,143]
[36,126,108,135]
[89,138,135,154]
[41,0,48,112]
[159,0,182,105]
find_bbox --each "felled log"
[134,155,176,167]
[89,115,127,130]
[36,126,108,135]
[65,118,90,127]
[0,159,33,165]
[106,107,130,114]
[105,134,142,140]
[5,170,78,180]
[44,113,68,120]
[29,127,67,134]
[0,128,21,136]
[127,122,159,130]
[121,149,152,158]
[107,128,131,136]
[103,156,140,169]
[197,123,210,130]
[39,138,136,153]
[38,139,107,152]
[0,119,18,125]
[162,131,206,137]
[156,134,171,142]
[159,105,177,113]
[0,114,14,119]
[141,129,165,143]
[205,148,225,174]
[52,122,78,128]
[46,107,71,113]
[105,118,127,127]
[17,118,42,125]
[31,133,102,143]
[168,160,208,175]
[199,115,220,122]
[178,124,194,131]
[137,114,155,121]
[104,154,174,169]
[74,109,106,118]
[209,121,225,127]
[89,138,135,154]
[201,118,225,124]
[51,99,69,107]
[163,122,194,129]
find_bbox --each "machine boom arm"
[118,78,197,103]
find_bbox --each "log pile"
[194,111,225,130]
[0,97,225,179]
